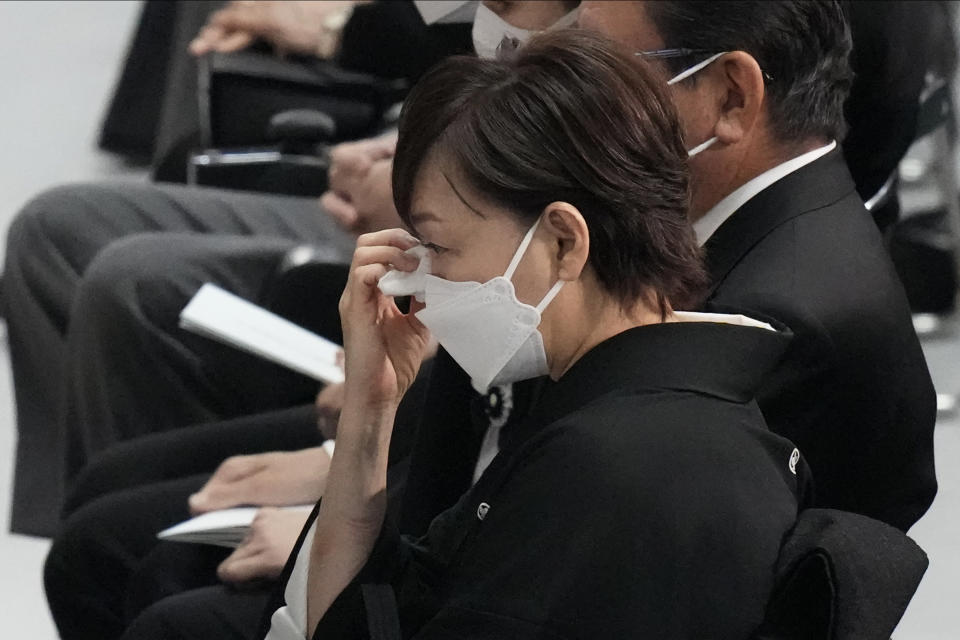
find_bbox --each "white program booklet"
[179,283,345,385]
[158,505,315,548]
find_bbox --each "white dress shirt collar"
[693,140,837,245]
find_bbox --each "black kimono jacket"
[262,318,814,639]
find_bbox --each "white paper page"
[158,505,314,548]
[179,283,345,385]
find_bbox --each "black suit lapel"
[703,149,859,297]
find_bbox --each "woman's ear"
[540,202,589,282]
[712,51,765,145]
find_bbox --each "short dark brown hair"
[647,0,853,143]
[393,29,705,314]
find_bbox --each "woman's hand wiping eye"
[338,229,432,407]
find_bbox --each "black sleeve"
[337,0,474,82]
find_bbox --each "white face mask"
[472,3,580,60]
[662,51,728,157]
[378,217,564,393]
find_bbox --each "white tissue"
[378,245,431,301]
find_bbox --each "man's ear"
[540,202,589,282]
[712,51,765,145]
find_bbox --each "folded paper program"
[158,506,314,548]
[179,283,345,384]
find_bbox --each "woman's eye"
[422,242,448,255]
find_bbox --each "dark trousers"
[3,181,355,536]
[42,365,431,640]
[64,404,322,516]
[45,475,215,640]
[45,405,320,640]
[120,586,270,640]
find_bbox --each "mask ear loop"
[687,136,718,157]
[535,280,565,313]
[503,217,542,280]
[503,217,566,312]
[667,51,727,85]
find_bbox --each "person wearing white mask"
[259,30,827,640]
[41,6,589,640]
[471,0,581,59]
[579,0,936,533]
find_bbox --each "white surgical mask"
[472,3,580,60]
[664,51,728,157]
[378,217,564,393]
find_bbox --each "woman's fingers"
[351,245,419,272]
[351,263,391,290]
[340,237,423,315]
[355,228,419,251]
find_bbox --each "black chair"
[188,50,407,197]
[755,509,927,640]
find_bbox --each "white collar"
[671,310,775,332]
[693,140,837,246]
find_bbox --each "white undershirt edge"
[693,141,837,246]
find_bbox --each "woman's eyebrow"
[443,172,486,218]
[408,212,441,236]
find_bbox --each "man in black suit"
[580,0,936,531]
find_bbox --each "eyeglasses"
[636,48,774,83]
[636,47,717,60]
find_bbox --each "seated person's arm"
[304,228,429,631]
[187,0,472,80]
[321,131,400,234]
[189,1,366,58]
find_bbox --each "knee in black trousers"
[121,586,271,640]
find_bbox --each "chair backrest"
[198,50,408,149]
[189,51,407,197]
[754,509,927,640]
